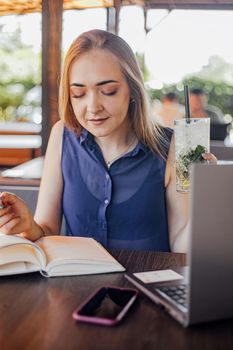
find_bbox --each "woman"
[0,29,215,252]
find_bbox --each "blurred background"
[0,0,233,167]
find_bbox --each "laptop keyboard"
[155,285,188,311]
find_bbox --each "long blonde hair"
[59,29,166,157]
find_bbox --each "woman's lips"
[88,117,109,125]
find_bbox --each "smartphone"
[72,286,138,326]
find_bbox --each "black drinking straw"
[184,85,191,122]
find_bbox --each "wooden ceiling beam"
[1,0,233,16]
[123,0,233,10]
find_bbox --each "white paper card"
[133,269,183,284]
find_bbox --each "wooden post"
[106,0,121,34]
[41,0,63,155]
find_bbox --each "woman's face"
[69,49,131,139]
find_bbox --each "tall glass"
[174,118,210,192]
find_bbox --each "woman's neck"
[94,131,137,167]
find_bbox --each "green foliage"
[182,77,233,117]
[177,145,207,178]
[0,25,41,122]
[148,77,233,118]
[0,26,25,51]
[148,55,233,121]
[135,52,151,82]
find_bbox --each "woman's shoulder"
[47,121,64,153]
[46,120,64,144]
[51,120,64,135]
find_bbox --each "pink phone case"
[72,285,138,326]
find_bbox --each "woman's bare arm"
[165,136,189,253]
[0,121,64,241]
[34,120,64,237]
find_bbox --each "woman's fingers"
[0,205,10,216]
[0,191,32,235]
[0,191,21,207]
[202,152,218,165]
[0,216,22,235]
[0,206,14,226]
[0,211,14,227]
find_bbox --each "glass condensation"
[174,118,210,192]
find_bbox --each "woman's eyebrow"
[70,80,118,87]
[96,80,118,86]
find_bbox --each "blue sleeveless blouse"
[61,127,172,251]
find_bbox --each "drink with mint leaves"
[174,118,210,192]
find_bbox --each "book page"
[0,261,41,275]
[0,232,30,248]
[0,233,46,275]
[36,236,125,277]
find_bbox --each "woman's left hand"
[202,152,218,164]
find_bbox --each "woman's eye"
[70,93,85,99]
[70,87,85,98]
[102,90,117,96]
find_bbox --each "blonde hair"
[59,29,166,156]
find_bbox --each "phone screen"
[73,286,138,325]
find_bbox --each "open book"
[0,234,125,277]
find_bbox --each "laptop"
[125,163,233,327]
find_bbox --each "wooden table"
[0,122,42,166]
[0,135,42,166]
[0,156,43,185]
[0,122,41,135]
[0,250,232,350]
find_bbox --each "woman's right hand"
[0,192,42,241]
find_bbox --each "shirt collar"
[80,128,147,155]
[131,141,147,156]
[79,129,89,144]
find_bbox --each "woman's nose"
[86,93,103,113]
